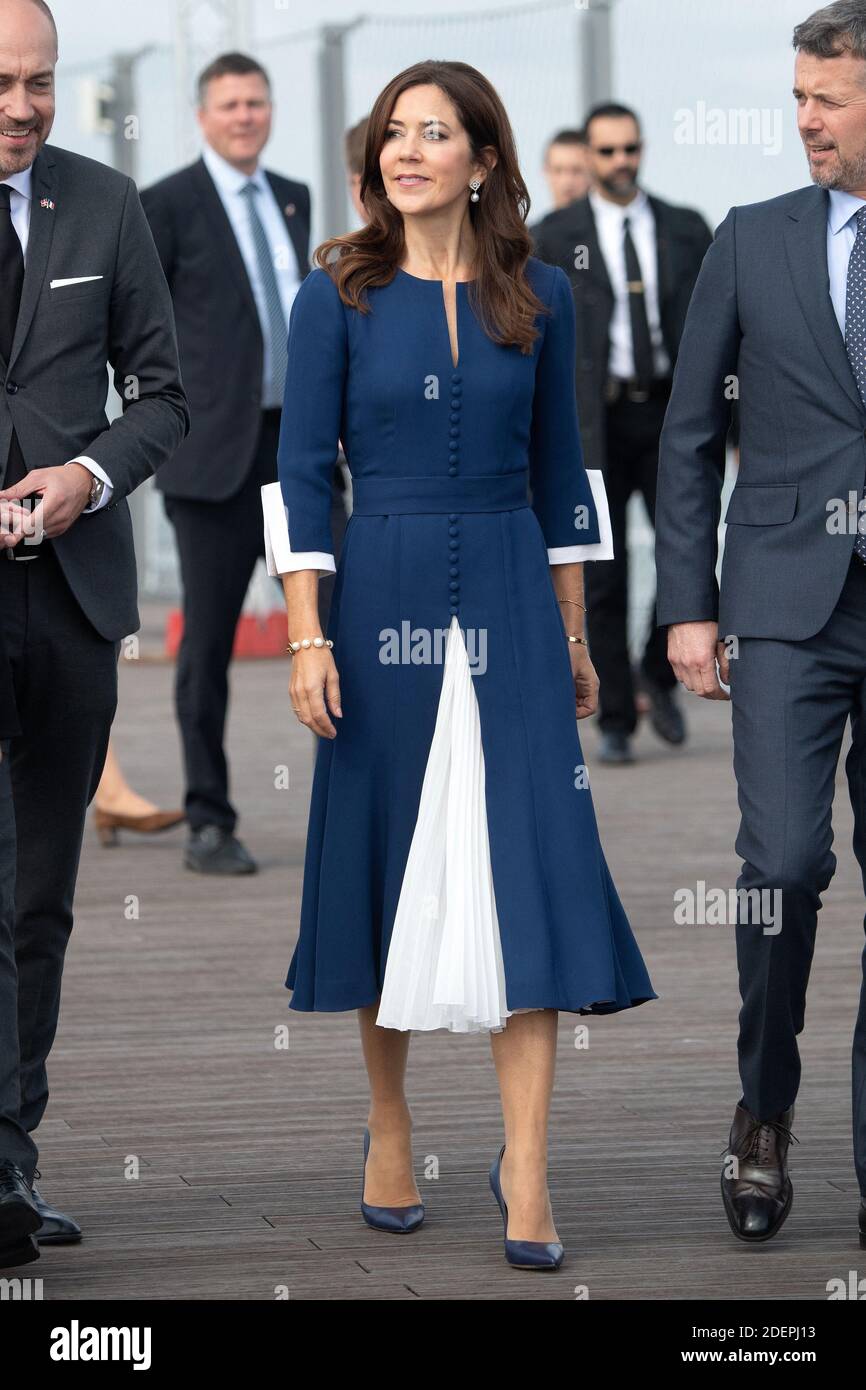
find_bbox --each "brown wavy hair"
[315,59,548,354]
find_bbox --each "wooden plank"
[25,607,866,1299]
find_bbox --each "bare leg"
[358,1003,422,1206]
[94,739,161,817]
[489,1009,559,1242]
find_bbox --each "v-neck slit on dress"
[261,255,657,1032]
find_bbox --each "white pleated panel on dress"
[376,614,541,1034]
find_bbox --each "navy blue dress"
[271,255,657,1024]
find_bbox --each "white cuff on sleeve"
[65,456,114,512]
[261,482,336,578]
[547,469,615,563]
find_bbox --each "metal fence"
[51,0,710,655]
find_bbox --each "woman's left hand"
[569,644,599,720]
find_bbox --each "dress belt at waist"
[351,470,530,515]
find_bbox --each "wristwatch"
[88,474,106,509]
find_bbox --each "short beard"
[0,124,42,179]
[0,154,33,177]
[808,143,866,190]
[598,170,638,198]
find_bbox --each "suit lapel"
[784,183,863,416]
[9,147,57,369]
[561,195,617,301]
[575,199,614,302]
[265,173,308,277]
[191,158,259,327]
[648,194,673,309]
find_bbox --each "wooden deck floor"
[27,609,866,1300]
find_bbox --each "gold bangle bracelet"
[558,598,587,611]
[567,635,589,647]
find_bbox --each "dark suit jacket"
[532,192,713,471]
[656,184,866,641]
[0,145,189,641]
[0,624,19,740]
[140,158,311,501]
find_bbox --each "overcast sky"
[47,0,827,238]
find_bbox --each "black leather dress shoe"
[721,1102,798,1242]
[184,825,258,875]
[598,731,635,764]
[643,677,686,745]
[859,1198,866,1249]
[0,1161,40,1267]
[32,1184,82,1245]
[0,1234,39,1268]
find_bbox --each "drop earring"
[469,178,481,202]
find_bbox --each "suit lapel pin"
[40,197,55,210]
[284,203,295,217]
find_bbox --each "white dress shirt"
[588,187,670,379]
[0,164,112,511]
[201,142,302,407]
[827,187,866,337]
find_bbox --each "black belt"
[4,538,49,560]
[3,502,49,560]
[605,375,673,404]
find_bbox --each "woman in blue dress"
[262,59,656,1270]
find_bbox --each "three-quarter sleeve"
[261,267,346,577]
[528,265,614,562]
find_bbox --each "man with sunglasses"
[534,103,713,764]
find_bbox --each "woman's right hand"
[290,649,343,738]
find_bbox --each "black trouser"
[163,413,347,833]
[728,553,866,1194]
[0,739,31,1176]
[0,545,118,1179]
[586,389,676,735]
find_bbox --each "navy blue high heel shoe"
[489,1143,564,1270]
[360,1128,425,1233]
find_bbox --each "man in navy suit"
[142,52,345,874]
[656,0,866,1245]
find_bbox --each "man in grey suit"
[656,0,866,1246]
[0,0,188,1268]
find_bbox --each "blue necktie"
[240,181,289,407]
[844,206,866,565]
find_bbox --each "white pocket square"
[49,276,103,289]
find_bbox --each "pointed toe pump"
[489,1143,564,1270]
[360,1128,425,1233]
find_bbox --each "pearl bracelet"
[287,636,334,654]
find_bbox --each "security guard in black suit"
[534,103,714,763]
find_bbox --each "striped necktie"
[240,180,289,407]
[844,206,866,565]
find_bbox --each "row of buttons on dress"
[448,370,462,616]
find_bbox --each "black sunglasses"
[592,142,642,157]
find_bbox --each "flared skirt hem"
[285,980,659,1025]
